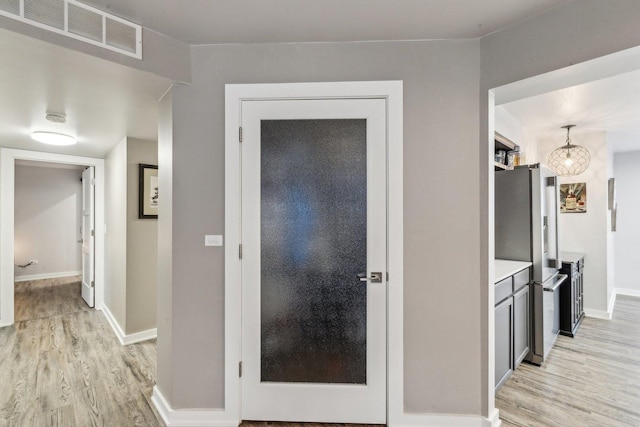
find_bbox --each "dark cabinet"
[559,252,585,337]
[495,266,531,391]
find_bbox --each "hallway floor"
[0,277,163,426]
[497,295,640,426]
[13,276,90,322]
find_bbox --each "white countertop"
[560,252,585,264]
[495,259,532,283]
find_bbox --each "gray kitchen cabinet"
[513,284,530,366]
[495,266,531,391]
[495,295,513,390]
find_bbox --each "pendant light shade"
[548,125,590,176]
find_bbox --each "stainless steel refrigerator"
[495,164,567,365]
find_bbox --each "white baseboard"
[151,386,239,427]
[151,387,497,427]
[392,412,498,427]
[586,292,617,320]
[14,270,81,282]
[608,292,617,316]
[488,408,502,427]
[584,308,612,320]
[0,318,11,328]
[100,304,157,345]
[616,288,640,298]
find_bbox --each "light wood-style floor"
[0,277,163,426]
[4,280,640,426]
[497,295,640,427]
[14,276,91,322]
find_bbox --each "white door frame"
[224,81,403,425]
[0,148,105,327]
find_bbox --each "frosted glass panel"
[261,119,367,384]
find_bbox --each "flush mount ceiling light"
[31,131,77,146]
[548,124,590,176]
[45,112,67,123]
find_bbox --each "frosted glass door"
[241,98,387,423]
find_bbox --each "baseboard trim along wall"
[616,288,640,298]
[14,270,81,282]
[584,309,612,320]
[392,412,499,427]
[101,304,157,345]
[151,386,239,427]
[584,293,617,320]
[151,388,499,427]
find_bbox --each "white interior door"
[81,166,95,308]
[241,98,387,423]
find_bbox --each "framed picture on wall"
[560,182,587,213]
[139,164,158,219]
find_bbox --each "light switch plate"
[205,235,223,246]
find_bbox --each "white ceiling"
[499,69,640,153]
[79,0,572,44]
[0,28,171,158]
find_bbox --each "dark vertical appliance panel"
[495,167,532,263]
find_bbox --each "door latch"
[357,272,383,283]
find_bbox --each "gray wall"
[159,39,483,412]
[126,138,158,334]
[14,164,82,279]
[614,150,640,295]
[105,138,128,328]
[105,137,159,334]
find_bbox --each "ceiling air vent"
[105,16,136,54]
[0,0,142,59]
[0,0,20,16]
[24,0,64,30]
[68,2,102,42]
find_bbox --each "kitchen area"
[493,132,586,391]
[488,30,640,426]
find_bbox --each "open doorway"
[488,47,640,425]
[13,160,96,323]
[0,148,105,328]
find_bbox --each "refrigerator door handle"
[546,175,561,269]
[543,274,567,292]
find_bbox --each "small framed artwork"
[139,164,158,219]
[560,182,586,213]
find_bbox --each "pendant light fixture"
[548,124,590,176]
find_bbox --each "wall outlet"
[29,259,38,264]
